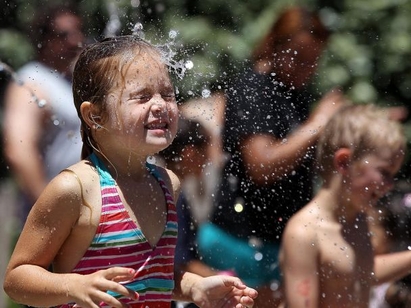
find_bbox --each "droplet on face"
[201,89,211,98]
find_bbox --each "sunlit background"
[1,0,411,306]
[1,0,411,104]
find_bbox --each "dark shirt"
[212,67,316,243]
[175,194,198,268]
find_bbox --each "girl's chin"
[148,141,172,151]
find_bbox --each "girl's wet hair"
[72,35,164,158]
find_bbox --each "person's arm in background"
[174,272,257,308]
[374,251,411,285]
[3,81,50,203]
[242,89,346,186]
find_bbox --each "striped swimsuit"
[58,153,178,307]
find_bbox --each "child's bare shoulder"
[27,160,98,229]
[283,202,323,242]
[44,160,99,208]
[58,159,98,190]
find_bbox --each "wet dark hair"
[72,35,166,158]
[252,6,330,62]
[28,3,80,57]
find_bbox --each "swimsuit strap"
[89,153,161,186]
[145,161,162,183]
[89,153,115,187]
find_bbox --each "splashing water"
[131,22,145,39]
[157,29,193,80]
[128,22,192,80]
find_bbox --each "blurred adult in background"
[159,117,222,308]
[197,6,347,307]
[2,3,85,224]
[179,91,227,223]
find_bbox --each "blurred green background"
[1,0,411,105]
[2,1,411,307]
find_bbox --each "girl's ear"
[333,148,351,175]
[80,101,97,129]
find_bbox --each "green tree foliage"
[2,0,411,106]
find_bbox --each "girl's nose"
[151,98,167,114]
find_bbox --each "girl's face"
[103,51,179,156]
[347,149,403,211]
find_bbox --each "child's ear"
[334,148,351,174]
[80,101,98,129]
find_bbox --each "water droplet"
[254,252,263,261]
[38,99,47,108]
[201,89,211,98]
[234,203,243,212]
[132,22,145,39]
[169,30,178,39]
[130,0,140,8]
[185,60,194,70]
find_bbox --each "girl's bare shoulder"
[39,160,100,212]
[57,159,98,191]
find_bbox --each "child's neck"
[319,180,362,223]
[95,152,149,181]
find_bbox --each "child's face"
[103,51,179,155]
[348,149,404,211]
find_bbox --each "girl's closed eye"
[162,92,176,101]
[128,92,152,103]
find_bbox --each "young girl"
[3,35,257,308]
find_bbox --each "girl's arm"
[3,170,137,307]
[4,171,84,306]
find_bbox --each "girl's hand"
[69,267,139,308]
[191,275,258,308]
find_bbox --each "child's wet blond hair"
[316,104,406,183]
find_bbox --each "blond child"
[280,104,410,307]
[3,35,257,308]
